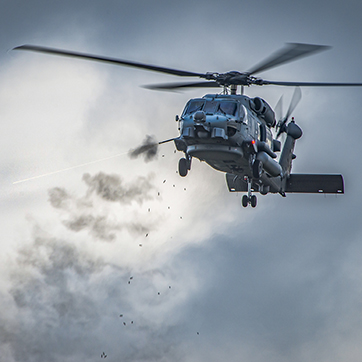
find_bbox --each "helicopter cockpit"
[183,99,239,118]
[179,97,246,142]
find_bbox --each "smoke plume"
[82,172,155,204]
[48,172,158,241]
[128,135,159,162]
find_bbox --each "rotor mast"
[229,85,244,95]
[230,84,237,95]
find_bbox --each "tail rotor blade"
[276,87,302,139]
[285,86,302,120]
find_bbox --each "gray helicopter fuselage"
[174,93,276,180]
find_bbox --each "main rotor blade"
[143,81,220,90]
[247,43,330,75]
[260,80,362,87]
[13,44,205,78]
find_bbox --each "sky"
[1,0,362,361]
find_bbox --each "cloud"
[0,168,192,361]
[3,225,106,362]
[0,217,196,362]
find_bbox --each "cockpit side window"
[184,100,205,115]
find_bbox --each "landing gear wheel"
[179,158,188,177]
[242,195,248,208]
[250,195,257,208]
[252,159,263,179]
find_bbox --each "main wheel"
[179,158,188,177]
[250,195,257,208]
[252,159,263,179]
[242,195,248,207]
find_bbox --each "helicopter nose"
[193,111,206,122]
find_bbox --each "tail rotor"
[276,86,302,139]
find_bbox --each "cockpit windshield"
[184,99,238,117]
[218,101,237,116]
[184,100,205,114]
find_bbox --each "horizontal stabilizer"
[285,174,344,194]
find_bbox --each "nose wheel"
[241,178,257,208]
[178,155,192,177]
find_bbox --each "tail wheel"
[252,159,263,179]
[179,158,188,177]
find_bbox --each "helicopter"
[14,43,362,207]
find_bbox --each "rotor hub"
[213,71,248,86]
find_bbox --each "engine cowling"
[250,97,276,127]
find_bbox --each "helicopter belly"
[187,144,243,161]
[187,144,247,173]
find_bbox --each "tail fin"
[279,121,303,176]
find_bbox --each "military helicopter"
[14,43,362,207]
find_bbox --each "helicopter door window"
[184,100,205,115]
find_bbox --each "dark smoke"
[48,187,72,209]
[82,172,155,205]
[63,214,149,241]
[128,135,158,162]
[47,172,157,241]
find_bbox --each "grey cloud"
[3,226,107,362]
[1,222,185,362]
[15,226,105,277]
[167,224,362,362]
